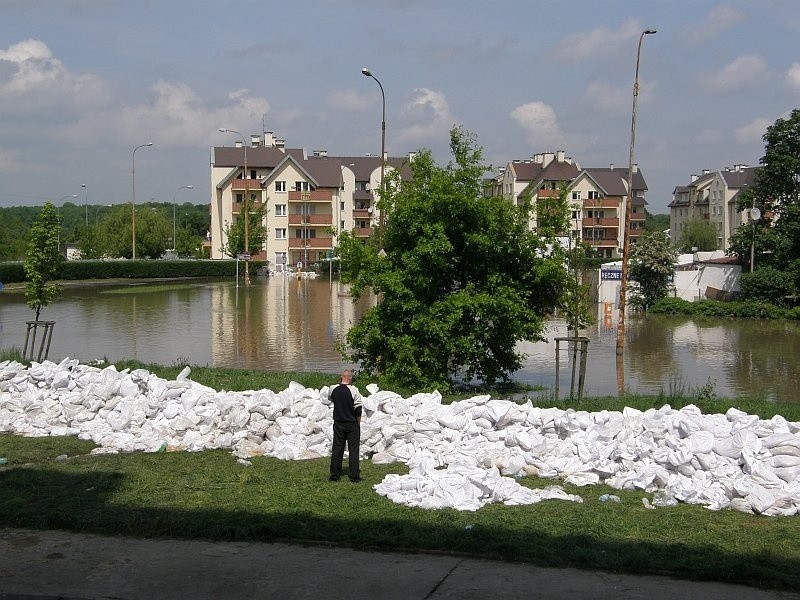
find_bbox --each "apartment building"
[210,130,410,269]
[669,164,756,250]
[488,151,648,258]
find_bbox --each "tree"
[628,231,676,312]
[337,127,569,390]
[732,109,800,292]
[645,211,670,233]
[23,203,63,321]
[220,204,267,258]
[739,267,794,306]
[678,218,719,251]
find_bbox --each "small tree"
[739,267,794,306]
[220,204,267,258]
[629,230,676,312]
[24,202,63,321]
[678,218,719,251]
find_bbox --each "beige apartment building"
[486,151,648,258]
[669,164,756,251]
[210,130,410,269]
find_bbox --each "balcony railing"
[288,237,334,249]
[230,179,262,190]
[352,209,371,219]
[288,214,332,226]
[288,190,333,202]
[353,227,372,237]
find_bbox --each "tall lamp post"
[219,128,250,286]
[56,194,78,252]
[361,67,386,232]
[81,183,88,226]
[131,142,154,260]
[172,185,194,253]
[616,29,656,358]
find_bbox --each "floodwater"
[1,277,798,402]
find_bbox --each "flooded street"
[1,277,798,401]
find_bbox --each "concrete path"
[1,528,797,600]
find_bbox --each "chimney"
[609,163,614,170]
[702,169,710,175]
[691,174,698,182]
[533,153,543,164]
[633,163,639,174]
[250,134,261,147]
[264,131,275,146]
[542,152,554,167]
[275,139,286,151]
[556,150,565,162]
[408,151,417,162]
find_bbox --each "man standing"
[329,369,363,482]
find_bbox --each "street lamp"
[132,142,154,260]
[616,29,656,358]
[56,194,78,251]
[172,185,194,253]
[81,183,88,226]
[361,67,386,233]
[219,128,250,286]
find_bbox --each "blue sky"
[1,0,798,214]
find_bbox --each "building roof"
[583,167,648,195]
[719,166,757,188]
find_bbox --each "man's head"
[341,369,353,384]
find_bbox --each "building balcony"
[288,190,333,202]
[353,227,372,237]
[536,189,561,198]
[583,198,621,209]
[288,237,334,249]
[353,190,373,201]
[230,178,263,190]
[352,209,371,219]
[288,214,332,226]
[584,217,619,227]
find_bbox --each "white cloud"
[0,38,111,108]
[683,5,744,43]
[327,89,371,111]
[556,19,641,63]
[735,117,770,144]
[702,55,770,94]
[509,101,565,148]
[59,81,271,148]
[786,62,800,93]
[395,88,454,145]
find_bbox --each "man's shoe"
[329,475,340,481]
[349,476,362,483]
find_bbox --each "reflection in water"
[0,279,798,401]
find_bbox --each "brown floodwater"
[1,277,798,401]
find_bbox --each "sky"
[0,0,798,215]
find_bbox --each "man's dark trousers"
[330,420,360,480]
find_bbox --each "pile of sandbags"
[1,358,799,515]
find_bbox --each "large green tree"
[629,231,677,312]
[337,127,569,390]
[24,203,63,321]
[731,108,800,292]
[678,218,719,252]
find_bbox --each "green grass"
[2,361,800,590]
[0,438,798,591]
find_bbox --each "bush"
[648,297,693,314]
[740,267,795,307]
[0,259,268,283]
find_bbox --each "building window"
[275,204,287,216]
[340,201,345,211]
[588,191,601,199]
[572,191,582,200]
[295,229,316,239]
[294,181,309,191]
[250,169,257,180]
[275,181,286,192]
[235,193,243,203]
[275,228,287,239]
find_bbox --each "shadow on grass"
[0,464,798,592]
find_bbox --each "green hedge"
[0,260,268,284]
[649,297,800,320]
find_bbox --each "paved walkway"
[1,528,797,600]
